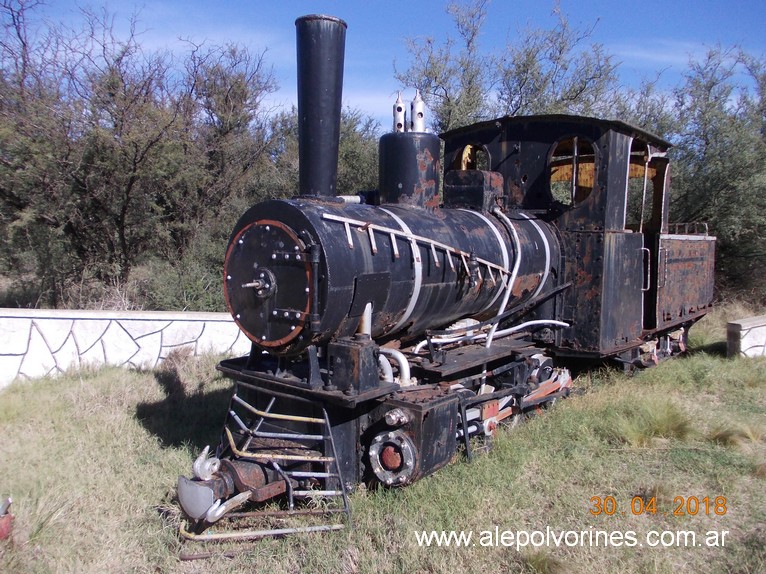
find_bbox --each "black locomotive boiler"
[177,15,715,542]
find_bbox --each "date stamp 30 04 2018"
[589,496,728,517]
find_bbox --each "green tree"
[158,42,277,258]
[670,47,766,294]
[258,106,379,199]
[0,1,278,308]
[128,42,278,312]
[609,77,677,138]
[395,1,766,300]
[396,0,619,132]
[395,0,490,132]
[495,6,619,116]
[337,108,380,195]
[0,0,83,305]
[257,107,300,198]
[64,18,180,285]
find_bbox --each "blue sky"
[38,0,766,127]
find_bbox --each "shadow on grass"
[135,365,233,451]
[688,341,728,357]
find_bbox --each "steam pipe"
[378,347,412,386]
[295,15,347,197]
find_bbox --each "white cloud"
[612,39,713,69]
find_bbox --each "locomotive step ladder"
[179,384,351,558]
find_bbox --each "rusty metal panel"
[601,132,632,232]
[558,230,643,355]
[601,232,644,351]
[443,169,504,211]
[655,234,716,329]
[411,337,534,379]
[558,231,603,352]
[559,233,592,351]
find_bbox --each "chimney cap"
[295,14,348,28]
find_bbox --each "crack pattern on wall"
[0,310,251,388]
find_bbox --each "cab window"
[548,137,596,207]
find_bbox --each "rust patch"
[0,513,13,540]
[221,459,269,491]
[488,171,503,189]
[250,480,289,503]
[480,399,499,420]
[508,181,524,205]
[656,236,715,329]
[511,273,542,298]
[381,445,403,471]
[394,386,449,404]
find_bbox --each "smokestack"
[295,15,347,197]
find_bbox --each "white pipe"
[413,320,569,354]
[378,354,394,383]
[378,347,412,386]
[413,333,473,353]
[486,207,522,348]
[491,319,569,339]
[358,302,372,336]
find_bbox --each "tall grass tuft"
[708,423,765,446]
[594,395,693,447]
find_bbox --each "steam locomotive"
[177,15,715,542]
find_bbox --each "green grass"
[0,304,764,573]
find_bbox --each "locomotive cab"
[441,116,715,361]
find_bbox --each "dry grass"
[708,423,765,447]
[0,302,764,573]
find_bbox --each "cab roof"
[439,114,672,150]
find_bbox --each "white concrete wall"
[727,315,766,357]
[0,308,252,389]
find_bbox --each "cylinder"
[379,131,441,208]
[295,15,347,197]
